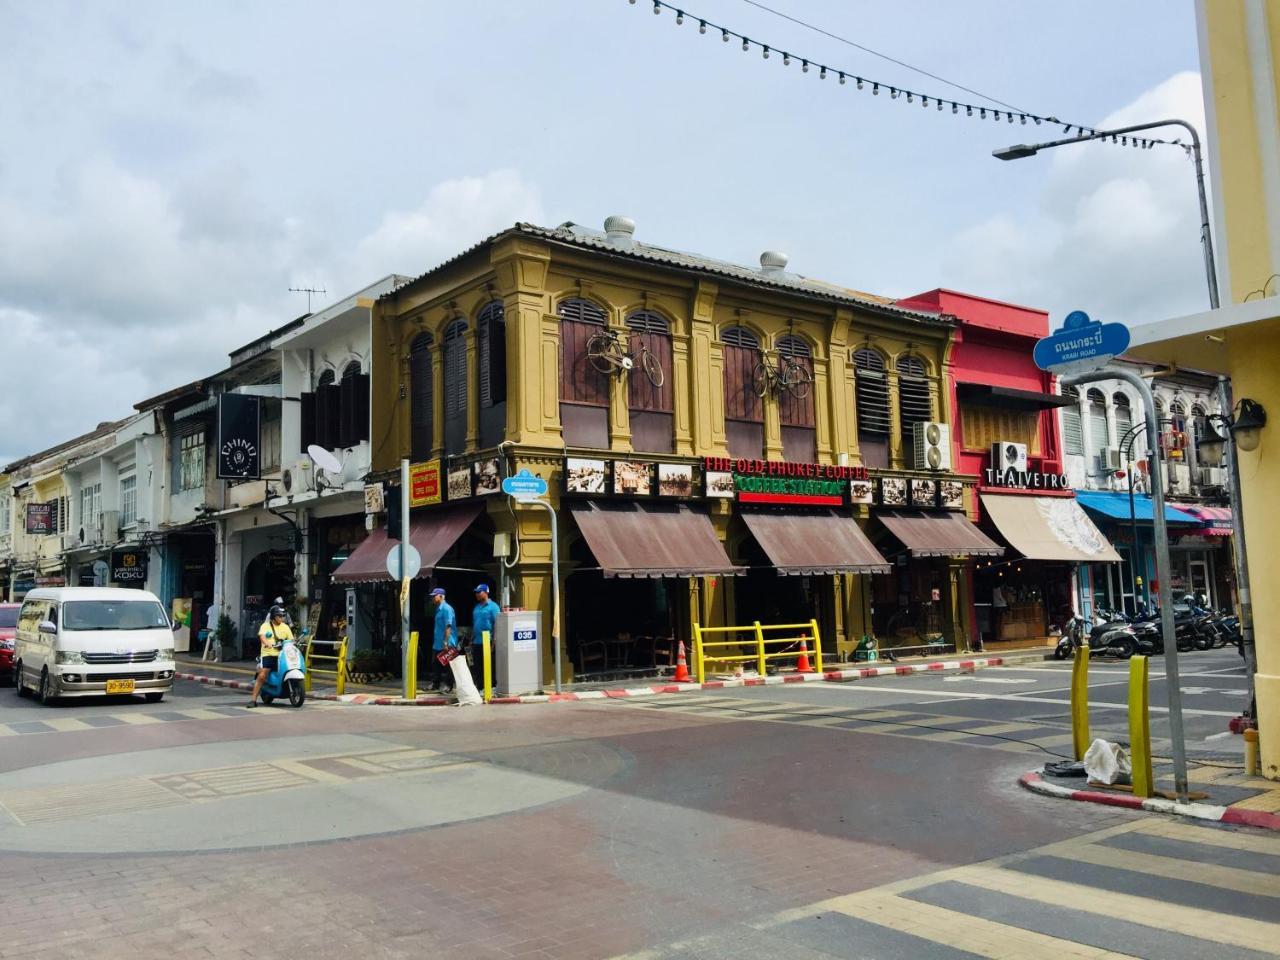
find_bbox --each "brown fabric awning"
[568,501,742,578]
[878,510,1004,558]
[332,504,482,584]
[981,494,1121,563]
[742,510,891,575]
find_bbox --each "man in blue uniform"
[470,584,500,690]
[429,587,457,693]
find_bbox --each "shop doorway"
[728,523,833,644]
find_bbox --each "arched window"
[1169,399,1187,433]
[1113,393,1132,453]
[777,335,815,461]
[442,319,468,456]
[337,360,369,449]
[1191,403,1211,461]
[721,326,762,458]
[315,369,340,452]
[477,301,506,448]
[1087,388,1109,472]
[409,333,434,461]
[626,310,673,453]
[853,348,890,468]
[896,355,933,451]
[1062,386,1084,456]
[559,298,610,448]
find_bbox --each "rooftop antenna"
[289,286,327,312]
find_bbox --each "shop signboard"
[364,482,386,515]
[25,502,52,535]
[111,549,148,584]
[35,576,66,588]
[409,460,442,507]
[216,393,262,480]
[1033,309,1130,375]
[12,576,35,596]
[704,457,868,507]
[982,466,1071,490]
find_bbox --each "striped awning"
[1170,503,1234,537]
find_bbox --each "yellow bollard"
[1128,655,1154,798]
[753,621,767,677]
[404,632,417,699]
[1244,729,1260,777]
[482,629,492,704]
[693,623,706,685]
[335,638,349,697]
[810,619,824,675]
[1071,644,1090,761]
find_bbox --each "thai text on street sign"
[502,468,548,499]
[1033,310,1131,375]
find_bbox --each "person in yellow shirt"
[249,605,293,708]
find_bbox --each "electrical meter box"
[344,588,372,652]
[494,609,542,696]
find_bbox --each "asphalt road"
[0,650,1272,960]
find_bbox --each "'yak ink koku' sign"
[1033,309,1130,376]
[216,393,262,480]
[703,456,869,507]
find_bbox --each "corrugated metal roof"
[381,221,950,327]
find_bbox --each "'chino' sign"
[216,393,262,480]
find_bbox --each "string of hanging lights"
[627,0,1194,155]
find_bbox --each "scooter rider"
[249,605,292,708]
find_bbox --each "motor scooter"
[259,628,308,707]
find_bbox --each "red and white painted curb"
[1019,770,1280,832]
[179,655,1028,708]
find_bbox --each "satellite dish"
[307,445,342,475]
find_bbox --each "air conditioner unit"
[1102,448,1123,472]
[61,533,79,552]
[1199,466,1226,488]
[99,510,119,545]
[1169,462,1191,492]
[281,459,315,495]
[913,422,952,471]
[991,440,1028,473]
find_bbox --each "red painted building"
[898,290,1119,649]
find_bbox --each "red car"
[0,602,17,683]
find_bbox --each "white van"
[14,587,176,704]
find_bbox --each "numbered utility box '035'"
[494,610,542,696]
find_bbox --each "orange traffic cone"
[672,639,693,682]
[795,637,814,673]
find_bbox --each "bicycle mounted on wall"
[586,327,665,387]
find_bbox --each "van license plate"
[105,679,135,694]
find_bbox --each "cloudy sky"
[0,0,1203,465]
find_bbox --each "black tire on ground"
[260,693,274,705]
[145,692,164,703]
[37,668,53,705]
[1053,640,1071,660]
[15,661,29,697]
[288,678,305,708]
[1111,637,1135,659]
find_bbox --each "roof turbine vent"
[603,215,636,250]
[760,250,789,277]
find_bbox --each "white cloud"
[943,72,1212,328]
[0,165,542,466]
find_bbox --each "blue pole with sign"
[501,470,560,693]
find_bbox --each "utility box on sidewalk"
[495,609,542,696]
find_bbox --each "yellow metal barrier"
[482,629,492,704]
[692,620,823,682]
[1071,645,1090,761]
[1128,655,1153,798]
[305,636,349,696]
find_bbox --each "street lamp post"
[994,118,1218,308]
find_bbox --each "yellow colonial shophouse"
[361,217,1002,685]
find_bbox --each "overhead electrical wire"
[629,0,1188,153]
[739,0,1028,114]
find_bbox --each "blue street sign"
[1033,309,1131,375]
[501,468,548,498]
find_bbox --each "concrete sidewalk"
[176,647,1053,706]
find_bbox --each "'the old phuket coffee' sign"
[703,457,869,507]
